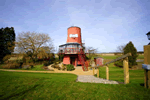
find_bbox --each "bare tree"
[37,46,54,59]
[116,44,126,53]
[85,46,98,59]
[16,32,54,62]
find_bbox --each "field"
[98,55,144,59]
[98,63,144,83]
[137,55,144,59]
[85,54,144,59]
[0,64,150,100]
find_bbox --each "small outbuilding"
[94,57,104,66]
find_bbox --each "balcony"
[59,42,84,54]
[59,48,85,54]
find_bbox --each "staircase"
[78,50,88,71]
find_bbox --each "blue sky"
[0,0,150,53]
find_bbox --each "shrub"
[85,55,89,60]
[3,54,12,63]
[42,66,49,70]
[56,61,60,64]
[54,65,60,68]
[13,62,21,68]
[58,67,61,70]
[15,59,23,64]
[66,64,75,71]
[2,63,11,69]
[62,64,66,70]
[30,65,34,68]
[51,64,61,70]
[27,59,33,63]
[58,54,64,61]
[22,56,26,63]
[53,60,60,65]
[3,62,20,69]
[22,65,31,70]
[123,41,138,68]
[43,60,53,66]
[114,60,123,68]
[48,53,55,61]
[51,64,55,68]
[44,61,50,66]
[28,63,34,68]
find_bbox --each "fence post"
[144,70,147,88]
[93,67,95,75]
[143,45,150,88]
[123,57,129,84]
[97,67,99,78]
[106,65,109,80]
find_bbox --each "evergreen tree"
[123,41,138,67]
[0,27,15,62]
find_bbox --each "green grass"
[25,64,49,71]
[100,55,118,59]
[0,64,52,71]
[98,63,144,83]
[0,67,150,100]
[96,55,144,59]
[137,55,144,59]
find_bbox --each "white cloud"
[1,0,148,53]
[60,0,146,52]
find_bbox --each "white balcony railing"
[59,48,84,54]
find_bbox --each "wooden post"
[106,65,109,80]
[97,68,99,78]
[144,45,150,88]
[148,71,150,89]
[123,57,129,84]
[93,67,95,75]
[144,45,150,65]
[144,70,147,88]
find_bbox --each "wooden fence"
[92,53,131,84]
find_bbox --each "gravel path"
[76,75,121,84]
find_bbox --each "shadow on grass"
[1,85,39,100]
[140,83,144,87]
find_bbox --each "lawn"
[0,67,150,100]
[137,55,144,59]
[98,63,145,83]
[0,64,52,71]
[23,64,51,71]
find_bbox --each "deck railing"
[59,48,84,54]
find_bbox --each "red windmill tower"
[59,26,88,71]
